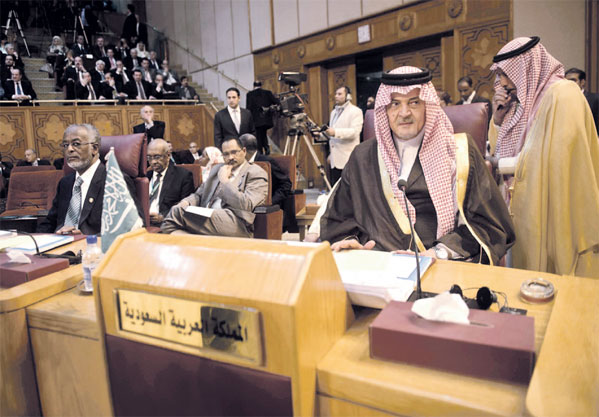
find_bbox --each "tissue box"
[369,301,535,384]
[0,254,69,288]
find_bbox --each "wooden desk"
[317,261,599,416]
[295,204,318,241]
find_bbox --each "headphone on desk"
[449,284,502,310]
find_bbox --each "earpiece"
[476,287,498,310]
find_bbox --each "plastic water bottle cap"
[86,235,98,244]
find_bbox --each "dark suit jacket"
[111,69,131,86]
[121,13,138,43]
[16,159,51,166]
[213,107,256,148]
[147,165,195,218]
[133,120,166,141]
[255,154,292,207]
[75,81,101,100]
[246,88,279,128]
[71,43,87,57]
[123,56,141,71]
[177,150,200,164]
[37,163,142,234]
[584,91,599,132]
[176,85,198,100]
[91,69,106,84]
[457,93,491,108]
[124,79,152,99]
[5,80,37,100]
[91,45,108,60]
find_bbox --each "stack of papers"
[0,233,74,254]
[333,250,434,309]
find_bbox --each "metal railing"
[1,99,203,106]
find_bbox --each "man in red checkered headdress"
[488,37,599,277]
[320,66,514,265]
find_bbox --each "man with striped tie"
[146,139,194,226]
[37,124,141,235]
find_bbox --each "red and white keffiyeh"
[374,66,457,239]
[490,37,564,158]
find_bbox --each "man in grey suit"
[161,136,268,237]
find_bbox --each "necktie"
[16,82,22,96]
[64,177,84,228]
[331,106,344,126]
[88,84,96,100]
[122,71,129,83]
[150,172,162,203]
[100,71,105,81]
[145,71,152,83]
[232,109,240,132]
[137,82,147,99]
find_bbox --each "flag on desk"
[101,148,143,253]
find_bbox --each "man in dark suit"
[146,139,195,225]
[5,68,37,104]
[456,76,491,104]
[124,69,154,100]
[63,56,86,100]
[133,105,166,141]
[566,67,599,132]
[177,141,201,164]
[123,49,140,72]
[75,71,101,101]
[91,36,108,60]
[121,5,138,46]
[246,81,279,154]
[37,124,141,235]
[16,149,51,166]
[111,60,131,86]
[240,133,291,208]
[176,76,199,100]
[91,60,107,84]
[70,35,88,57]
[214,87,256,148]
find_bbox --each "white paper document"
[0,233,74,254]
[333,250,434,309]
[185,206,214,218]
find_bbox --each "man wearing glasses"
[146,139,194,226]
[38,124,141,235]
[161,136,267,237]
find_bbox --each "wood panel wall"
[0,105,212,164]
[253,0,511,187]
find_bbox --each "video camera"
[262,72,308,117]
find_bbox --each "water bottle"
[82,235,102,292]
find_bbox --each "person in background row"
[146,139,195,226]
[71,35,87,57]
[160,60,180,92]
[149,51,161,72]
[488,37,599,277]
[213,87,256,148]
[111,60,131,85]
[198,146,224,181]
[75,71,100,101]
[125,69,154,100]
[133,105,165,141]
[176,76,198,101]
[17,149,50,166]
[246,81,279,154]
[6,68,36,104]
[178,141,202,164]
[565,67,599,132]
[456,76,491,109]
[366,96,375,109]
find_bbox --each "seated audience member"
[132,42,149,59]
[140,58,155,84]
[105,48,117,71]
[161,137,268,237]
[53,157,64,170]
[63,56,86,99]
[111,60,131,85]
[17,149,51,166]
[166,140,177,165]
[149,51,160,71]
[151,73,166,99]
[91,36,108,60]
[115,38,130,60]
[320,66,515,265]
[146,139,195,225]
[55,48,73,90]
[1,54,17,83]
[176,76,199,101]
[178,141,201,164]
[70,35,88,57]
[6,68,36,104]
[46,36,67,72]
[240,133,292,208]
[456,76,491,107]
[124,48,140,71]
[38,124,142,235]
[133,105,165,141]
[198,146,224,180]
[488,38,599,276]
[91,60,107,84]
[4,43,24,69]
[125,69,154,100]
[75,71,100,100]
[160,60,180,92]
[100,71,127,101]
[565,67,599,132]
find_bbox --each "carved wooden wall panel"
[459,20,509,100]
[0,106,209,164]
[31,110,77,162]
[383,45,443,89]
[80,109,123,137]
[0,112,28,164]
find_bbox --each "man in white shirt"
[213,87,256,148]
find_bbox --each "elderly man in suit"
[213,87,256,148]
[161,136,268,237]
[146,139,195,226]
[133,105,165,141]
[16,149,50,166]
[5,67,37,104]
[37,124,141,235]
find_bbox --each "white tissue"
[7,249,32,264]
[411,291,470,324]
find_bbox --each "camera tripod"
[4,10,31,57]
[283,113,332,191]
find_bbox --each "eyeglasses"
[147,153,168,161]
[222,149,241,158]
[60,141,94,150]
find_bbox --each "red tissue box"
[0,254,69,288]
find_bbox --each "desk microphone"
[9,230,82,265]
[397,180,436,302]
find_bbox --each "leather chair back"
[178,164,203,189]
[254,161,272,206]
[270,155,296,189]
[3,170,64,213]
[363,109,375,141]
[12,165,56,173]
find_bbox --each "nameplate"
[115,289,263,364]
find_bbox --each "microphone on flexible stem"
[397,181,436,302]
[8,230,82,265]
